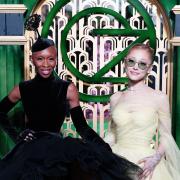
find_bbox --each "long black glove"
[70,106,112,151]
[0,96,16,114]
[0,96,19,143]
[0,113,19,143]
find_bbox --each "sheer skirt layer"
[0,131,142,180]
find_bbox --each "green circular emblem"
[41,0,156,102]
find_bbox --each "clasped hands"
[138,151,162,180]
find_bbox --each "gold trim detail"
[0,36,27,45]
[171,5,180,14]
[0,4,27,13]
[170,37,180,46]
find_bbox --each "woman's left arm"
[156,93,180,179]
[138,93,171,179]
[67,83,112,151]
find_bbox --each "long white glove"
[138,151,163,180]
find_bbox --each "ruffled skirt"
[0,131,142,180]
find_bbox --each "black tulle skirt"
[0,131,142,180]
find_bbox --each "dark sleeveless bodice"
[19,73,70,132]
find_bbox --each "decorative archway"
[25,0,173,137]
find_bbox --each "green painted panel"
[0,46,23,97]
[0,46,7,97]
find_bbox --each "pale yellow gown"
[105,91,180,180]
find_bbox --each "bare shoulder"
[66,82,80,108]
[110,91,122,102]
[8,85,21,103]
[67,82,78,96]
[110,91,123,109]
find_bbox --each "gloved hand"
[17,129,36,142]
[138,151,163,180]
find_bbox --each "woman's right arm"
[0,85,21,142]
[0,85,21,114]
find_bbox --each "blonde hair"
[127,43,155,63]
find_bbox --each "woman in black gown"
[0,15,142,180]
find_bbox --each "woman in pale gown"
[104,43,180,180]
